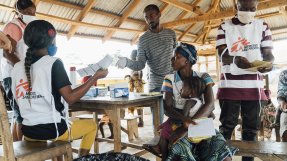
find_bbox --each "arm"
[59,69,108,105]
[258,48,274,73]
[3,23,23,65]
[192,84,215,119]
[126,40,147,71]
[217,45,251,69]
[3,36,19,65]
[278,71,287,110]
[163,91,190,122]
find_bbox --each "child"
[99,114,114,139]
[124,50,145,127]
[11,20,108,158]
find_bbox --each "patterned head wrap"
[175,42,197,65]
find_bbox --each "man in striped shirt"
[116,4,177,123]
[216,0,274,161]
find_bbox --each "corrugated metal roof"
[0,0,286,45]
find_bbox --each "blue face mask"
[47,44,58,56]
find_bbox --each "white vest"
[11,56,62,126]
[220,19,264,89]
[1,19,28,79]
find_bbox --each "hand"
[116,57,127,69]
[0,32,12,53]
[183,118,197,129]
[258,65,273,73]
[235,56,251,69]
[279,100,287,112]
[94,69,108,79]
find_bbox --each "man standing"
[116,4,177,123]
[216,0,274,161]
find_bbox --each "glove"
[116,57,127,69]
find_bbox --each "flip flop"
[142,144,162,158]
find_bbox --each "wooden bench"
[227,140,287,161]
[76,114,139,141]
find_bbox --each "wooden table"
[69,94,162,153]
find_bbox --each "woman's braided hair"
[23,20,56,90]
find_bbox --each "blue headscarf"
[175,42,197,65]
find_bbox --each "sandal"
[142,144,162,158]
[142,136,162,158]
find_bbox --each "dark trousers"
[219,100,261,161]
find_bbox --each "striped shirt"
[126,28,177,90]
[216,17,273,100]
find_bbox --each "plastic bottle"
[70,66,77,89]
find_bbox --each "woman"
[11,20,108,158]
[145,43,236,161]
[2,0,37,141]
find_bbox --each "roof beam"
[67,0,97,39]
[40,0,146,26]
[36,12,143,33]
[162,0,287,28]
[33,0,41,6]
[160,0,203,15]
[178,0,202,40]
[102,0,141,42]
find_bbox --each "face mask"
[47,44,57,56]
[237,11,256,24]
[22,15,37,24]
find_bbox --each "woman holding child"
[144,43,236,161]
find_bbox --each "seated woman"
[144,43,236,161]
[11,20,108,158]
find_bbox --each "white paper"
[188,118,216,138]
[76,55,113,77]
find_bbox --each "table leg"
[153,99,160,136]
[113,107,121,152]
[93,112,99,154]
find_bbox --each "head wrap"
[175,42,197,65]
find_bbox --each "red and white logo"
[231,37,250,53]
[16,79,31,99]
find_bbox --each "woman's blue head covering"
[175,42,197,65]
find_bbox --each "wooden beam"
[33,0,41,6]
[102,0,141,42]
[40,0,146,26]
[162,0,287,28]
[179,24,196,40]
[36,12,144,33]
[160,0,203,15]
[67,0,97,39]
[177,0,203,40]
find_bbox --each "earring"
[186,61,188,64]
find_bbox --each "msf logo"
[16,79,31,99]
[231,37,250,53]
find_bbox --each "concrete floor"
[72,100,271,161]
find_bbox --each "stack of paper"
[188,118,216,138]
[77,55,113,77]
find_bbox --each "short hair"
[237,0,258,4]
[143,4,160,13]
[15,0,34,10]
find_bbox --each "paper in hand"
[188,118,216,138]
[77,55,113,77]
